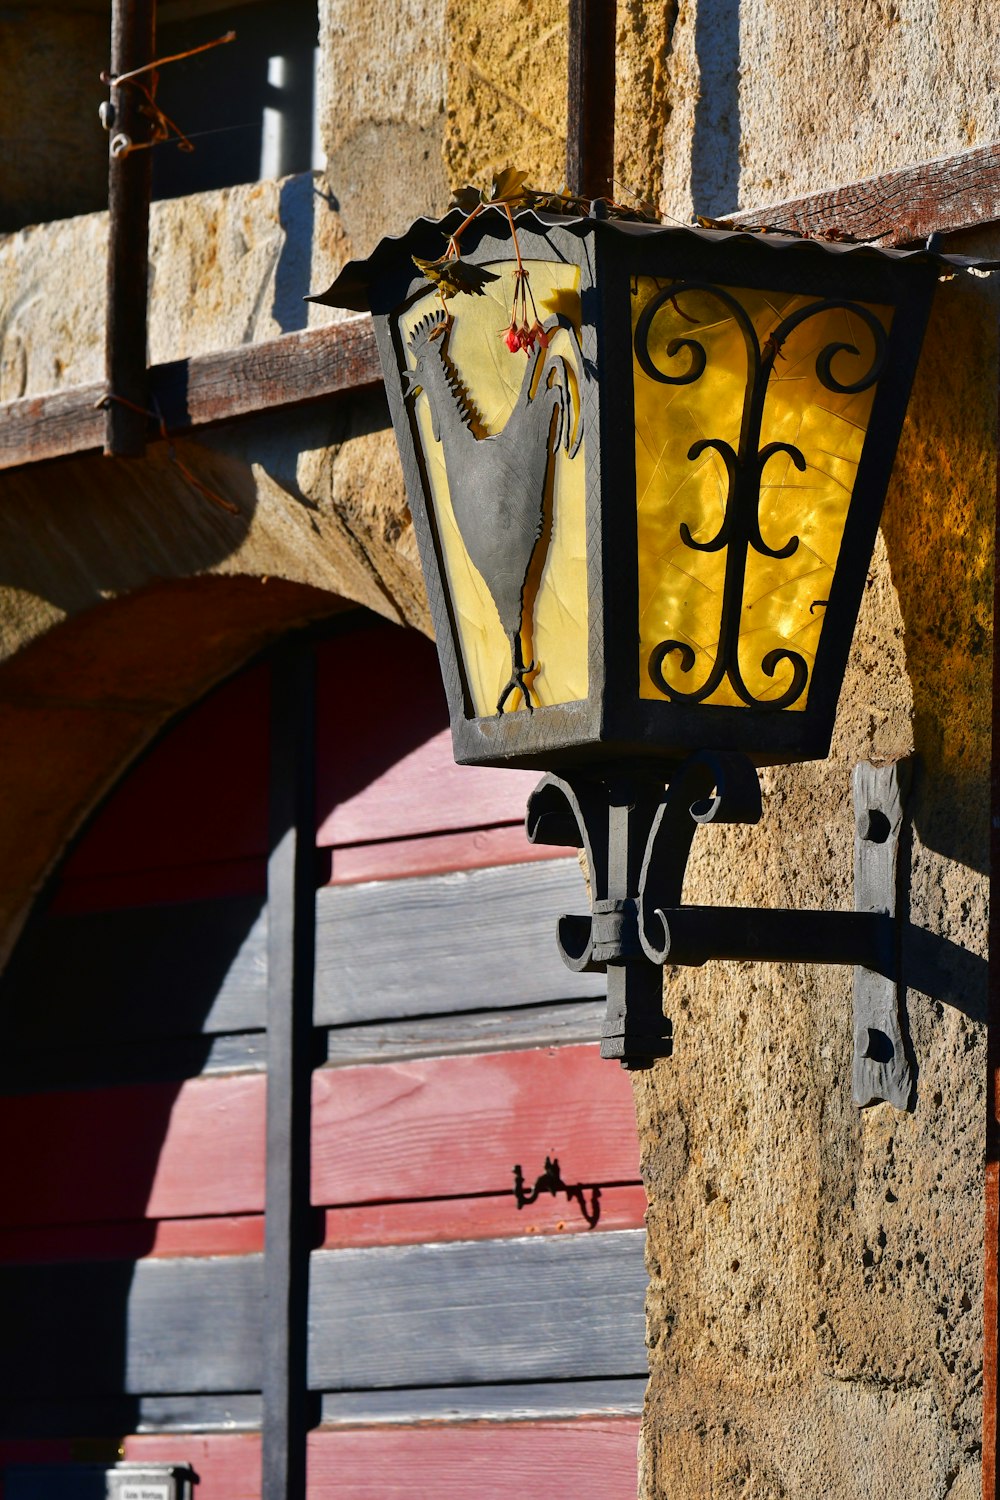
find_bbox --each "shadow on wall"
[691,0,742,217]
[272,173,316,335]
[880,241,999,882]
[0,394,391,624]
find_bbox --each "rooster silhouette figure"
[405,308,583,714]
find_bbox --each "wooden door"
[0,614,646,1498]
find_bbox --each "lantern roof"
[310,205,1000,314]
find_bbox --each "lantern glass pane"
[631,279,892,711]
[398,261,588,719]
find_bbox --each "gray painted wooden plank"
[0,1255,263,1398]
[307,1231,648,1390]
[1,861,600,1055]
[0,896,268,1048]
[0,1394,263,1439]
[1,1233,645,1399]
[322,999,606,1066]
[314,859,603,1025]
[0,1032,267,1095]
[318,1378,646,1425]
[0,1382,644,1439]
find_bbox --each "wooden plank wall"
[0,616,645,1499]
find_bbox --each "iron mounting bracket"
[526,754,913,1109]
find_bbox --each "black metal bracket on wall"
[526,754,914,1110]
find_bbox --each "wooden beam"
[729,139,1000,246]
[262,642,316,1500]
[1,143,999,474]
[566,0,616,200]
[0,318,381,474]
[105,0,156,456]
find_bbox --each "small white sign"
[116,1488,170,1500]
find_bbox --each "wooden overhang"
[1,139,998,475]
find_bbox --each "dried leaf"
[451,185,482,216]
[487,166,531,204]
[412,253,501,299]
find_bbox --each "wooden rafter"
[1,141,999,476]
[105,0,156,457]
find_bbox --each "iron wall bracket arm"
[526,755,913,1109]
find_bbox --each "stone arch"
[0,572,370,973]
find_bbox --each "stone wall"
[0,2,997,1495]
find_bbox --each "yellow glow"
[632,280,892,709]
[399,260,588,717]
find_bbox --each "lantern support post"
[527,756,914,1105]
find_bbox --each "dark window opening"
[152,0,319,201]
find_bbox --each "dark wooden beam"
[262,640,316,1500]
[2,142,999,475]
[105,0,156,457]
[566,0,616,200]
[0,318,381,473]
[729,139,1000,246]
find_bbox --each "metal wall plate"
[852,759,914,1110]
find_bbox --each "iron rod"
[654,906,893,974]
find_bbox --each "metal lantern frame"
[322,207,951,773]
[315,209,995,1094]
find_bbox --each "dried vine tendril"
[412,166,658,352]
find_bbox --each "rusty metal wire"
[96,393,241,517]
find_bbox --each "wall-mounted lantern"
[313,205,996,1102]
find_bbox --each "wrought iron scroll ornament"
[635,285,888,711]
[527,752,763,979]
[404,310,583,716]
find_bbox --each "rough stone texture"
[614,2,679,212]
[0,175,353,400]
[320,0,452,255]
[443,0,568,194]
[0,5,109,233]
[0,395,427,658]
[657,0,1000,222]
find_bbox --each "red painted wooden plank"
[320,1184,647,1249]
[0,1185,646,1264]
[314,629,539,849]
[123,1435,261,1500]
[56,663,271,887]
[310,1045,641,1207]
[0,1074,265,1228]
[0,1213,265,1265]
[122,1421,640,1500]
[324,824,569,885]
[1,1047,637,1231]
[51,856,267,915]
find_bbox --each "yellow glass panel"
[398,260,587,718]
[633,279,891,709]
